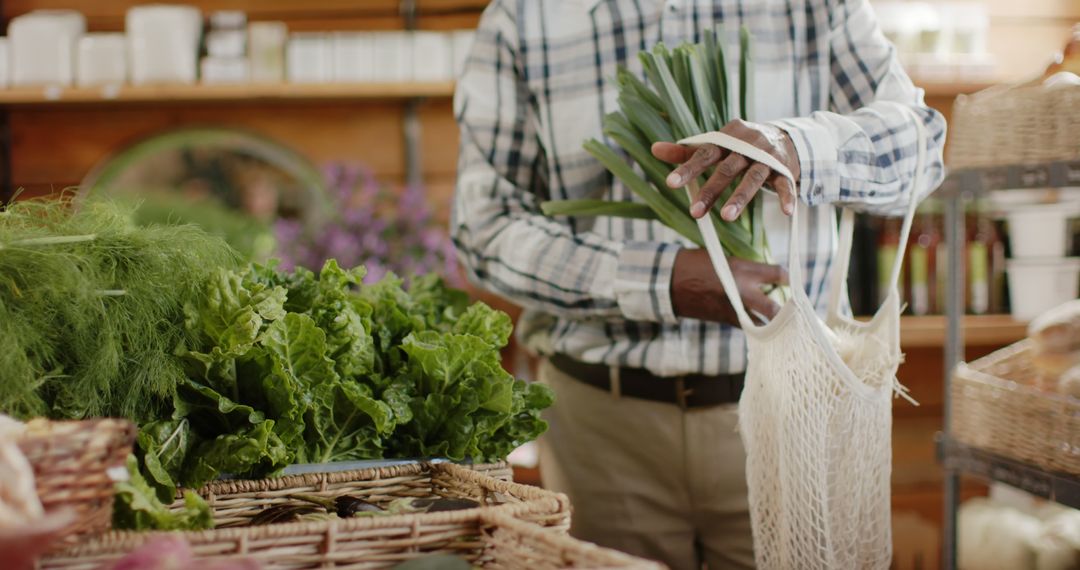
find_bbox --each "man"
[452,1,946,568]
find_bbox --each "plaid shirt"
[452,0,946,376]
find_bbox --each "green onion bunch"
[542,27,771,264]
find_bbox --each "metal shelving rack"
[938,158,1080,569]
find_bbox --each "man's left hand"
[651,119,801,221]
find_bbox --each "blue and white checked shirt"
[452,0,947,376]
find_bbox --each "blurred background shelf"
[937,436,1080,509]
[914,79,997,97]
[0,82,457,106]
[899,315,1028,348]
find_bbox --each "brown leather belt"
[548,354,745,409]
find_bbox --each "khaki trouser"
[537,359,756,570]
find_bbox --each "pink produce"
[104,537,261,570]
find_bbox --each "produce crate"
[951,340,1079,475]
[42,509,662,570]
[176,461,567,530]
[16,418,137,549]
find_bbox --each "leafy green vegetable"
[113,455,213,531]
[119,192,276,262]
[157,259,550,518]
[0,200,553,531]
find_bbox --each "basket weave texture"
[15,418,137,549]
[41,461,584,569]
[951,339,1079,475]
[41,508,662,570]
[179,462,568,530]
[948,80,1080,169]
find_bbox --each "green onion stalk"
[541,27,787,303]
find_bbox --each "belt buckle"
[674,377,694,409]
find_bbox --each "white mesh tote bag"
[679,107,926,570]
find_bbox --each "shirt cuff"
[768,116,840,207]
[613,241,680,325]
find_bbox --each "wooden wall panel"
[9,98,461,213]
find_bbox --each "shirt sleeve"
[451,1,680,324]
[768,0,947,216]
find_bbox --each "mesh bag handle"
[678,107,928,326]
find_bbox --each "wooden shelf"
[899,315,1027,349]
[916,80,997,97]
[0,81,457,106]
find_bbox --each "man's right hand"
[671,248,787,327]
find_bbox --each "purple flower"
[274,161,459,283]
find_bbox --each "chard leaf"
[182,420,289,488]
[541,199,660,221]
[263,313,338,392]
[451,302,513,349]
[300,381,392,464]
[136,419,196,502]
[185,269,286,351]
[113,455,213,531]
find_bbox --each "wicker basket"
[15,418,137,547]
[948,78,1080,170]
[951,339,1079,475]
[42,508,661,570]
[176,462,569,531]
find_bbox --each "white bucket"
[1006,257,1080,321]
[1004,202,1080,259]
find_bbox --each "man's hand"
[672,248,787,326]
[652,119,801,221]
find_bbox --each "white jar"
[332,32,374,83]
[411,31,453,82]
[126,5,203,85]
[9,10,86,87]
[200,56,249,84]
[0,39,10,88]
[76,33,127,87]
[371,32,411,82]
[287,33,333,84]
[206,29,246,59]
[248,21,287,83]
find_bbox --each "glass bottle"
[908,199,941,316]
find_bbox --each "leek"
[542,27,773,265]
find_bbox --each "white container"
[1007,258,1080,321]
[938,2,989,56]
[248,21,287,83]
[0,39,10,88]
[210,10,246,30]
[206,29,246,59]
[200,56,249,84]
[76,33,127,87]
[1005,202,1080,259]
[371,32,411,82]
[332,32,373,83]
[126,5,203,85]
[9,10,86,87]
[411,31,453,82]
[451,30,475,78]
[286,33,333,84]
